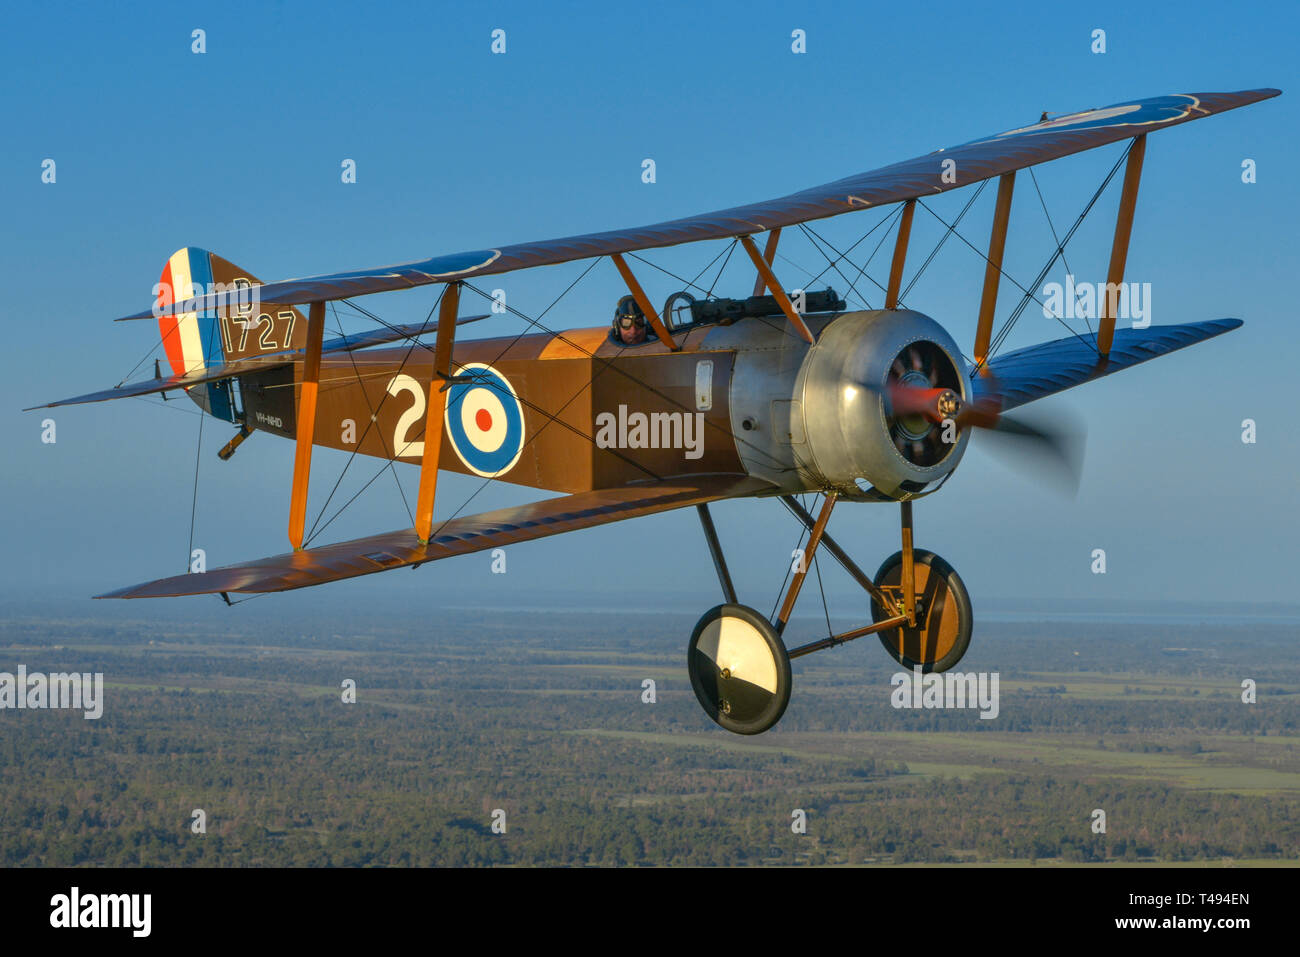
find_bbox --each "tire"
[870,550,973,673]
[687,603,792,735]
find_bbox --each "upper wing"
[99,474,773,598]
[971,318,1242,412]
[25,315,486,411]
[118,89,1279,320]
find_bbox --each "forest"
[1,601,1297,866]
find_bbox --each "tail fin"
[156,248,307,421]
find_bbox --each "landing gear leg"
[900,499,916,627]
[696,504,737,604]
[871,501,973,673]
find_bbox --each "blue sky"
[2,0,1297,628]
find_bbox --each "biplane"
[29,87,1279,734]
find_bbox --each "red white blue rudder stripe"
[157,247,234,421]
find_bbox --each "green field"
[1,606,1297,866]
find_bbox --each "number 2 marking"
[387,374,425,458]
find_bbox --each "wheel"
[870,550,972,673]
[687,604,792,735]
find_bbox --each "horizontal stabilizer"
[972,318,1242,411]
[24,354,289,411]
[99,474,772,599]
[25,314,486,411]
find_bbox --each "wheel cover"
[688,604,792,735]
[872,551,972,673]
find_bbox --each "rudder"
[156,248,307,422]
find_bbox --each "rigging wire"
[627,240,737,300]
[704,239,738,298]
[302,287,450,544]
[116,337,167,388]
[303,257,667,546]
[796,222,880,309]
[789,205,901,295]
[308,272,672,547]
[804,204,907,310]
[978,141,1133,370]
[126,394,203,417]
[185,394,204,573]
[899,178,990,302]
[1028,166,1092,338]
[301,301,417,543]
[305,258,635,547]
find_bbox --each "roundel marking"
[444,363,525,477]
[978,95,1198,143]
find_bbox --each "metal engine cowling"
[795,309,970,500]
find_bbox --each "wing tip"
[1206,317,1244,334]
[94,585,140,600]
[94,574,223,600]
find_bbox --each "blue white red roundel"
[444,363,525,477]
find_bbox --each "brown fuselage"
[239,323,743,495]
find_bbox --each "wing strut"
[751,228,782,297]
[414,282,462,543]
[611,253,678,350]
[288,301,325,550]
[973,172,1016,369]
[1097,134,1147,357]
[739,235,815,343]
[884,199,917,309]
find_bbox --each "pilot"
[612,295,649,346]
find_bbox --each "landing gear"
[688,496,974,734]
[871,550,972,673]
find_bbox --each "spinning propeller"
[864,343,1084,493]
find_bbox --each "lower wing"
[100,474,773,599]
[972,318,1241,410]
